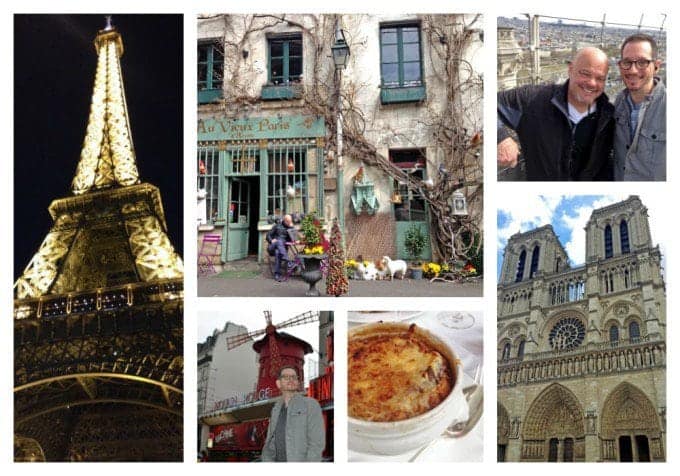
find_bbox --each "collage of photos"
[8,8,668,468]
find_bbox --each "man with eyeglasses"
[261,365,324,462]
[497,47,615,180]
[613,33,666,181]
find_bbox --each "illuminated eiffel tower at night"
[14,17,184,461]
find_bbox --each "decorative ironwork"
[14,20,183,461]
[72,29,139,194]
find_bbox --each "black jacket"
[266,221,295,244]
[498,81,614,180]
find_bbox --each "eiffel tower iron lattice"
[14,17,184,462]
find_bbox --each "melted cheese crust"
[348,330,454,422]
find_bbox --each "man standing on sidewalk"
[261,366,325,462]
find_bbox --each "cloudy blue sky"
[497,194,666,278]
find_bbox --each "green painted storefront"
[197,115,326,263]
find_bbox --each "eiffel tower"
[14,17,184,462]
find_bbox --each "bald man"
[266,214,295,281]
[498,47,615,180]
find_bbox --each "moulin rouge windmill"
[227,310,317,396]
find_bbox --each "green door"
[226,178,250,261]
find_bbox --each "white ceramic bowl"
[348,322,467,455]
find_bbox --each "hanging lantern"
[452,191,468,216]
[423,178,434,189]
[391,191,402,204]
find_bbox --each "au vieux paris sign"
[198,115,325,141]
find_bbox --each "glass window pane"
[198,64,207,83]
[270,40,284,57]
[198,46,208,62]
[289,57,303,79]
[270,58,283,81]
[402,27,419,43]
[381,28,397,44]
[403,43,420,62]
[381,44,398,63]
[289,39,302,56]
[381,63,399,84]
[403,62,422,82]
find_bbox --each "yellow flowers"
[422,262,442,277]
[345,259,357,268]
[304,245,324,255]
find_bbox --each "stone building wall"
[497,196,666,462]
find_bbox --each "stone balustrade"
[498,337,665,387]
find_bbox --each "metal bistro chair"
[198,234,222,275]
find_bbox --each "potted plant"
[299,212,327,296]
[404,223,426,279]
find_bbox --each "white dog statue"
[363,262,378,281]
[381,256,408,280]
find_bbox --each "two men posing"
[498,33,665,181]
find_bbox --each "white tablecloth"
[348,311,483,462]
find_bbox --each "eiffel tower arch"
[14,16,184,462]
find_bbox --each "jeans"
[268,241,287,277]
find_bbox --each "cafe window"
[379,23,426,103]
[197,147,220,223]
[268,35,303,85]
[380,24,423,88]
[266,145,310,216]
[390,149,427,221]
[198,41,224,103]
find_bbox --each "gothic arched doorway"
[521,383,585,461]
[600,382,665,461]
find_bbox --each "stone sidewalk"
[197,261,482,297]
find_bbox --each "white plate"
[347,310,424,323]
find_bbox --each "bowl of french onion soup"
[348,322,467,455]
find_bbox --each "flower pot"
[300,254,327,296]
[410,267,423,280]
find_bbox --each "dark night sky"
[14,14,183,280]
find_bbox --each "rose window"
[549,317,585,350]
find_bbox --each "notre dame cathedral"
[497,196,666,462]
